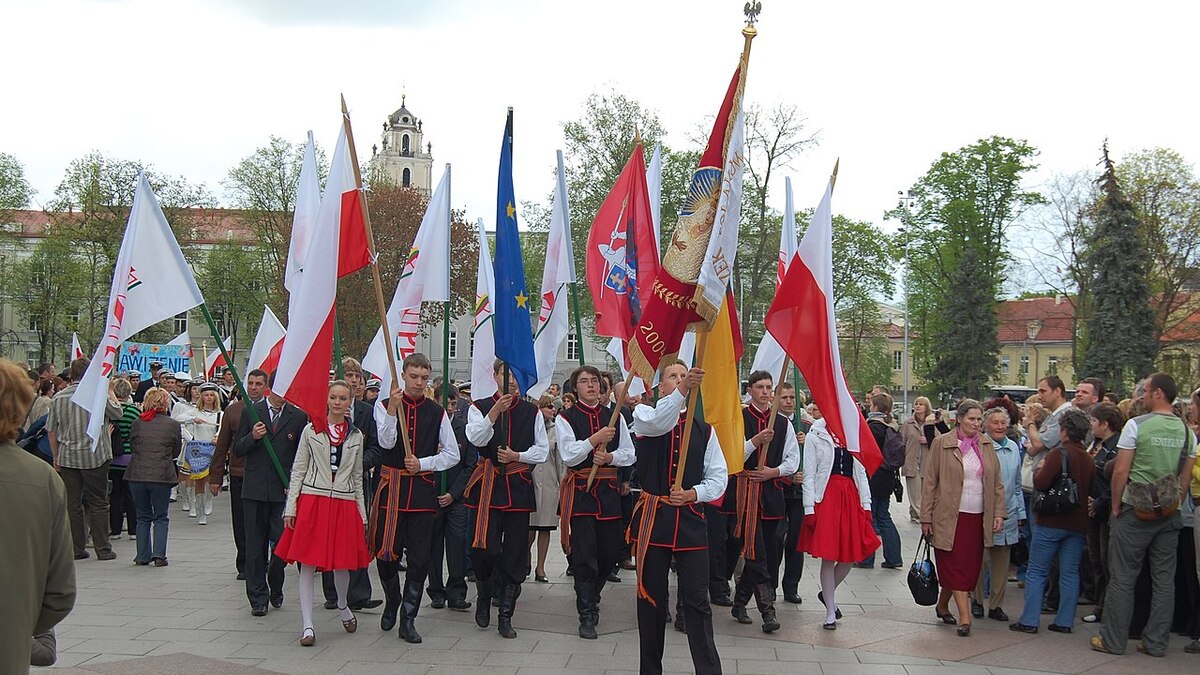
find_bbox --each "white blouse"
[958,444,984,514]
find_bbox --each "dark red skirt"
[933,512,984,591]
[275,494,372,571]
[799,475,880,563]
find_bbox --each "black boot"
[755,584,780,633]
[592,577,607,627]
[492,577,505,607]
[731,579,753,624]
[397,580,423,644]
[380,574,401,632]
[497,581,520,639]
[674,593,686,633]
[474,577,492,628]
[576,580,598,639]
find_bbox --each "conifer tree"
[1082,145,1158,395]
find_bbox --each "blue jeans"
[129,482,172,562]
[1018,523,1084,628]
[1017,492,1034,581]
[862,493,902,567]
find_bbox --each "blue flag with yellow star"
[491,110,537,395]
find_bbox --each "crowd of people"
[6,353,1200,672]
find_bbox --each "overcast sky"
[4,0,1197,251]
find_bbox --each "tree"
[335,185,477,360]
[926,246,999,399]
[223,136,325,311]
[890,136,1042,395]
[47,151,213,341]
[0,152,34,220]
[1116,148,1200,343]
[737,104,818,353]
[1082,146,1158,396]
[199,241,269,355]
[3,233,87,363]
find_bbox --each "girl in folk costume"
[173,383,222,524]
[799,406,880,630]
[274,380,372,647]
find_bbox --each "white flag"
[204,336,233,379]
[73,173,205,445]
[246,305,287,374]
[362,164,452,391]
[284,131,320,298]
[529,152,575,399]
[470,218,498,400]
[166,331,190,347]
[694,107,745,321]
[70,333,84,360]
[646,144,663,254]
[751,176,798,378]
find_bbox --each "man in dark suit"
[323,359,382,611]
[132,361,163,404]
[233,370,307,616]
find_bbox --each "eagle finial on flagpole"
[744,1,763,27]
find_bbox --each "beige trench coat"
[531,419,564,528]
[919,432,1005,551]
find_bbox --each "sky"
[4,0,1198,255]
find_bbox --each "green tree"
[223,136,326,312]
[1116,147,1200,343]
[890,136,1042,396]
[0,152,34,220]
[199,240,269,355]
[4,234,87,363]
[1083,146,1157,396]
[926,247,999,398]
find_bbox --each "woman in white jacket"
[173,384,222,524]
[800,408,879,630]
[274,380,372,646]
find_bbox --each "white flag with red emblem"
[751,176,798,377]
[528,152,575,399]
[470,218,497,400]
[362,164,451,391]
[284,131,320,299]
[246,306,286,375]
[73,173,205,446]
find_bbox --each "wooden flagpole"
[585,370,636,489]
[341,93,411,458]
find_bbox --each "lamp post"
[897,189,915,414]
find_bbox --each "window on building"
[27,312,40,332]
[892,350,903,371]
[402,134,411,156]
[448,331,458,359]
[67,307,81,324]
[402,168,412,187]
[1019,355,1029,376]
[469,332,475,358]
[566,333,579,362]
[26,348,38,368]
[1047,356,1059,376]
[174,312,188,334]
[1000,355,1010,375]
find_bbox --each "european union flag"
[491,110,537,395]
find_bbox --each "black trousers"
[779,496,805,594]
[567,516,625,586]
[619,489,635,562]
[376,511,435,589]
[108,468,136,536]
[705,505,738,598]
[469,509,530,587]
[243,498,285,607]
[323,569,373,605]
[735,518,782,594]
[427,501,469,604]
[230,477,246,574]
[638,547,722,675]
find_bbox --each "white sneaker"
[1082,614,1099,623]
[198,511,207,525]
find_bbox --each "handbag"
[907,534,940,606]
[1032,448,1078,515]
[1126,432,1190,521]
[1009,538,1029,567]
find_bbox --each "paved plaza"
[45,495,1193,675]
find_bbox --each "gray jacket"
[126,415,183,483]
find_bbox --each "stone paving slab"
[43,492,1199,674]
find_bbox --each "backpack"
[876,422,906,471]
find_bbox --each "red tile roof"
[996,297,1075,343]
[2,208,256,245]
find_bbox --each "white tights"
[298,565,352,630]
[819,559,853,623]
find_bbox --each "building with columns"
[369,94,434,192]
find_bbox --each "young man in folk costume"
[731,370,800,632]
[630,360,726,674]
[369,353,460,644]
[554,365,636,639]
[464,359,549,639]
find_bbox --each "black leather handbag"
[907,534,939,606]
[1032,449,1078,515]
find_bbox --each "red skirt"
[799,475,880,563]
[933,512,984,591]
[275,494,372,571]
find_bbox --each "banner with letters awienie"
[118,342,192,379]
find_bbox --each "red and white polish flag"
[246,305,286,375]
